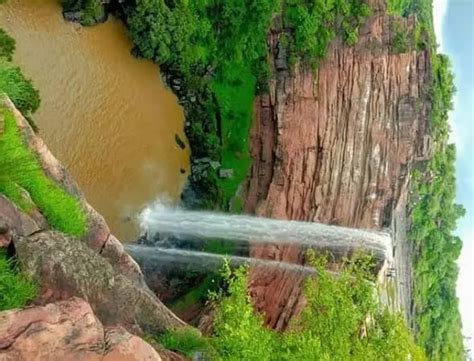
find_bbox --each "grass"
[157,328,213,358]
[0,250,37,311]
[160,256,425,361]
[0,107,86,237]
[212,64,255,207]
[170,274,220,313]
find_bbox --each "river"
[0,0,189,240]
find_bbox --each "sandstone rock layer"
[0,297,162,361]
[245,1,431,329]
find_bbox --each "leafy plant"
[161,256,425,360]
[0,29,15,61]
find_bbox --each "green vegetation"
[61,0,106,26]
[158,328,214,358]
[409,54,465,361]
[0,27,86,237]
[387,0,435,50]
[284,0,371,67]
[0,108,87,236]
[385,1,465,358]
[0,250,37,311]
[0,62,40,118]
[158,256,425,360]
[0,29,15,61]
[121,0,277,208]
[115,0,371,208]
[0,29,39,118]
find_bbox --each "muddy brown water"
[0,0,190,240]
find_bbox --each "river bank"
[0,0,190,240]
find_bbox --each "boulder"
[13,230,187,334]
[0,297,162,361]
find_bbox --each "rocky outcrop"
[0,297,162,361]
[12,230,187,333]
[0,98,189,337]
[244,0,431,329]
[1,97,144,286]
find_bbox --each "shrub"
[157,328,213,358]
[0,29,15,61]
[0,251,37,311]
[161,256,425,360]
[0,108,87,237]
[0,61,40,117]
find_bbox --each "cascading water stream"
[125,245,317,275]
[139,203,393,263]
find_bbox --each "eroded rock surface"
[13,230,187,333]
[244,0,430,329]
[0,297,162,361]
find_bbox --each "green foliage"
[119,0,277,208]
[0,61,40,117]
[284,0,371,67]
[162,257,425,360]
[157,328,213,358]
[0,250,37,311]
[61,0,105,26]
[0,108,87,237]
[387,0,412,16]
[387,0,436,50]
[391,18,412,53]
[0,29,15,61]
[409,54,465,360]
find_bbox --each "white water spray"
[139,203,393,262]
[125,245,317,275]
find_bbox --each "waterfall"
[125,245,317,275]
[139,203,393,263]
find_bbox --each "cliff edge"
[244,0,432,330]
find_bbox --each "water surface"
[0,0,189,240]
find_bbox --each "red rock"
[0,297,162,361]
[244,3,431,329]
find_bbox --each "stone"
[175,134,186,150]
[0,222,11,249]
[13,230,188,334]
[209,161,220,170]
[218,169,233,179]
[0,297,162,361]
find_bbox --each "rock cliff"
[244,0,432,330]
[0,298,162,361]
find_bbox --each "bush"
[157,328,213,358]
[0,108,87,237]
[162,256,425,360]
[0,251,37,311]
[0,29,15,61]
[409,54,466,360]
[0,61,40,117]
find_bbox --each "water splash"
[139,203,393,262]
[125,244,316,275]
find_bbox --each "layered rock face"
[0,298,162,361]
[244,0,431,329]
